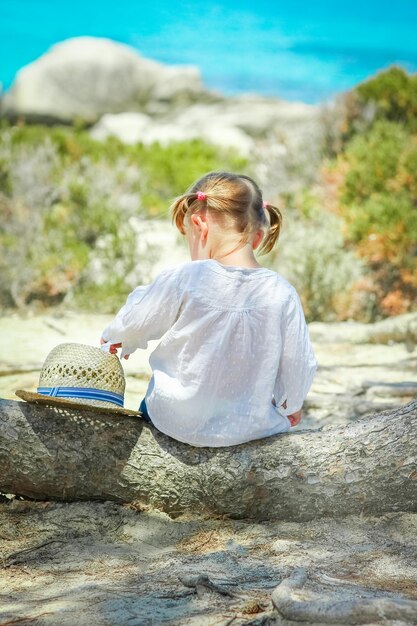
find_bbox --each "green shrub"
[355,67,417,131]
[268,195,365,322]
[0,123,246,311]
[339,67,417,143]
[333,120,417,316]
[340,121,408,203]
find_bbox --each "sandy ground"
[1,502,417,625]
[1,313,417,625]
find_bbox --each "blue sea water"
[1,0,417,103]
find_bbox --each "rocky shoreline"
[0,37,323,158]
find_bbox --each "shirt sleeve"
[274,291,318,416]
[101,268,182,356]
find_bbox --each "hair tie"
[197,191,207,201]
[262,201,268,209]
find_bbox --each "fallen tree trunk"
[1,399,416,521]
[310,310,417,345]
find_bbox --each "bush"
[330,120,417,317]
[0,123,246,311]
[335,67,417,146]
[316,66,417,319]
[355,67,417,131]
[268,195,365,322]
[340,121,408,203]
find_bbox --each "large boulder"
[3,37,206,122]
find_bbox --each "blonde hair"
[170,171,282,254]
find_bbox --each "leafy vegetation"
[0,123,246,311]
[343,66,417,138]
[1,66,416,321]
[326,68,417,318]
[269,200,365,322]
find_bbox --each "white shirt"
[102,259,317,447]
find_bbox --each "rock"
[90,112,153,144]
[199,124,254,155]
[2,36,322,159]
[89,95,320,156]
[3,37,206,122]
[90,111,255,155]
[172,96,319,138]
[91,112,196,145]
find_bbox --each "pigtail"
[259,203,282,254]
[170,191,208,234]
[170,194,193,235]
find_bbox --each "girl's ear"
[191,213,209,241]
[252,229,264,250]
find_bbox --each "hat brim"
[15,390,140,418]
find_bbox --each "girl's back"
[103,259,316,446]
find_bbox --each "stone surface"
[90,95,320,156]
[171,97,318,137]
[2,36,322,159]
[310,311,417,345]
[90,111,255,155]
[3,37,205,122]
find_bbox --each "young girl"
[101,171,317,447]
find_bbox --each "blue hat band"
[37,386,124,407]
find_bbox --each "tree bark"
[1,398,416,521]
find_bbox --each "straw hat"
[16,343,138,416]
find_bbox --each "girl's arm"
[101,268,182,358]
[274,291,318,421]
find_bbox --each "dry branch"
[271,568,417,624]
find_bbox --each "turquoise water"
[1,0,417,102]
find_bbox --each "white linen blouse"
[102,259,317,447]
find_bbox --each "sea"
[1,0,417,103]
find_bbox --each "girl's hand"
[287,410,302,427]
[100,338,129,359]
[272,398,300,425]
